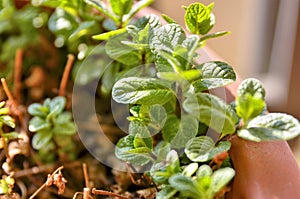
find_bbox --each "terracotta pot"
[226,135,300,199]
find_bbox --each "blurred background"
[151,0,300,164]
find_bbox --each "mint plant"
[92,2,300,198]
[28,96,77,162]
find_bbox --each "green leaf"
[49,96,66,114]
[112,77,174,105]
[211,167,235,193]
[238,113,300,141]
[115,135,152,166]
[53,122,76,136]
[68,21,97,43]
[184,2,215,35]
[122,0,154,24]
[150,23,186,54]
[182,163,198,177]
[236,94,266,122]
[1,131,19,140]
[32,131,53,150]
[106,33,142,66]
[55,112,73,124]
[162,14,177,24]
[169,174,201,198]
[200,31,230,43]
[162,114,198,149]
[0,102,5,109]
[153,141,171,162]
[192,61,236,92]
[109,0,134,16]
[185,136,231,162]
[182,35,200,68]
[133,133,150,148]
[84,0,118,23]
[148,104,167,133]
[28,117,51,132]
[28,103,49,117]
[196,164,212,178]
[183,93,238,134]
[0,115,15,128]
[184,136,214,161]
[156,185,178,199]
[92,28,126,40]
[128,120,152,148]
[237,78,265,100]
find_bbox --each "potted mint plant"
[0,0,300,198]
[89,2,300,198]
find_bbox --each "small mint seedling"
[28,96,77,162]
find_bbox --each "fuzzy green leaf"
[237,78,265,100]
[185,136,231,162]
[122,0,154,24]
[183,93,238,134]
[115,135,152,166]
[162,14,177,24]
[211,167,235,193]
[156,185,178,199]
[182,163,198,177]
[148,104,167,133]
[238,113,300,141]
[49,96,66,114]
[28,103,49,117]
[112,77,174,105]
[53,122,76,136]
[106,33,142,66]
[150,23,186,54]
[196,164,212,178]
[200,31,230,43]
[128,120,152,148]
[68,21,97,43]
[28,117,51,132]
[162,114,198,149]
[236,94,266,122]
[0,115,15,128]
[192,61,236,92]
[109,0,133,16]
[84,0,118,22]
[92,28,126,40]
[169,174,201,198]
[32,131,53,150]
[184,2,215,35]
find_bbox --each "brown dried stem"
[1,78,26,131]
[92,188,130,199]
[14,48,23,103]
[59,54,75,96]
[29,166,64,199]
[82,163,90,188]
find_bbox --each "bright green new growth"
[28,96,76,162]
[0,175,14,195]
[0,102,19,144]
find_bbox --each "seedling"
[28,96,77,162]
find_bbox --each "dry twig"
[59,54,75,96]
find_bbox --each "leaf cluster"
[28,96,76,162]
[104,2,300,198]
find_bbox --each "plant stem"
[59,54,75,96]
[92,188,130,199]
[29,166,64,199]
[82,163,90,188]
[14,48,23,103]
